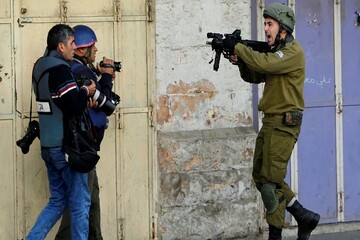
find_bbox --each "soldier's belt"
[263,111,303,126]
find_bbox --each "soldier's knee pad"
[261,183,278,214]
[266,195,286,229]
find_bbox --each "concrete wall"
[157,128,261,239]
[155,1,263,239]
[156,0,254,131]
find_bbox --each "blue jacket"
[71,55,113,149]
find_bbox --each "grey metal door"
[296,0,338,224]
[259,0,338,227]
[288,0,360,225]
[341,0,360,222]
[258,0,360,225]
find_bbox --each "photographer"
[26,24,96,240]
[224,3,320,240]
[55,24,117,240]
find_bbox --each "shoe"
[287,200,320,240]
[268,225,282,240]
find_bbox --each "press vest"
[32,51,70,147]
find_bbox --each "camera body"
[16,120,40,154]
[78,76,121,116]
[99,60,122,72]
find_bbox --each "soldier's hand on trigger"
[229,55,238,65]
[97,56,115,77]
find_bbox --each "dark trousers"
[55,169,103,240]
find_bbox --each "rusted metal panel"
[0,120,15,239]
[119,21,149,108]
[0,0,11,19]
[18,0,60,19]
[0,1,18,240]
[121,0,147,17]
[0,24,13,115]
[66,0,114,18]
[120,112,151,239]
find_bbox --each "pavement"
[283,230,360,240]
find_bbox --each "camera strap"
[29,87,33,122]
[29,65,36,124]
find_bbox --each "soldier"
[224,3,320,240]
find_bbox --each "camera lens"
[101,99,117,116]
[114,61,122,72]
[93,90,106,107]
[92,90,119,116]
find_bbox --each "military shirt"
[234,39,305,114]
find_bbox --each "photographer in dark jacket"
[26,24,96,240]
[55,24,116,240]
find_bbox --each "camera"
[92,89,121,116]
[99,60,122,72]
[79,76,121,116]
[16,120,40,154]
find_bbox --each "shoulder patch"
[276,51,284,59]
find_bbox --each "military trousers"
[252,115,301,229]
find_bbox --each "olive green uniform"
[234,37,305,228]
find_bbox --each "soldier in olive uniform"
[223,3,320,240]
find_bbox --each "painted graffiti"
[305,76,331,86]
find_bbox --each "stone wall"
[157,127,262,239]
[155,0,263,239]
[156,0,254,132]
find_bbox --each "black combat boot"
[286,200,320,240]
[268,225,282,240]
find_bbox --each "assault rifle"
[206,29,270,71]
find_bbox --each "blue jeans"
[26,147,91,240]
